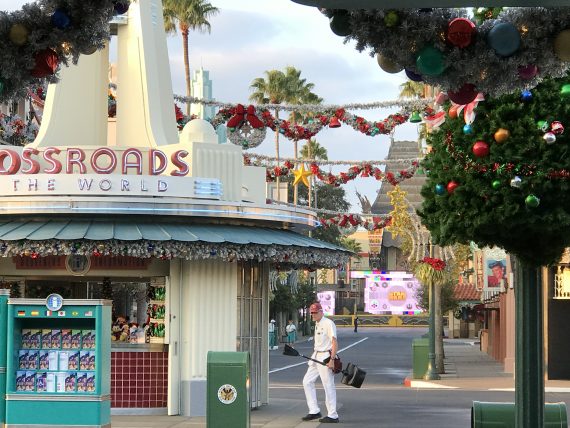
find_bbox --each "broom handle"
[301,354,329,366]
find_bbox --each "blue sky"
[6,0,419,211]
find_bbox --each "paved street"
[113,327,570,427]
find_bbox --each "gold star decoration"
[293,163,312,187]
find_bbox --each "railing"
[554,269,570,299]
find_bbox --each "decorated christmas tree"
[419,75,570,267]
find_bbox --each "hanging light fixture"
[329,116,341,128]
[409,111,422,123]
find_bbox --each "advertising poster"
[317,291,335,316]
[483,247,508,295]
[352,271,422,315]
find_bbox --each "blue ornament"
[435,184,446,195]
[487,22,521,57]
[51,9,71,30]
[521,90,532,102]
[463,124,473,135]
[405,68,423,82]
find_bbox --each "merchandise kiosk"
[4,296,111,427]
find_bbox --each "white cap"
[270,319,275,323]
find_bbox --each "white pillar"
[179,259,237,416]
[116,0,178,148]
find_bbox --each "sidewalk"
[405,338,570,392]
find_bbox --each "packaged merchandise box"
[4,299,111,428]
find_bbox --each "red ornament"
[446,181,459,194]
[31,48,59,78]
[448,83,478,105]
[446,18,476,48]
[472,141,490,157]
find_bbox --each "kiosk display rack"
[4,298,111,428]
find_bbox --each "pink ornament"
[518,64,538,80]
[472,141,490,157]
[446,18,476,48]
[435,92,448,105]
[551,121,565,135]
[447,181,459,194]
[448,83,478,105]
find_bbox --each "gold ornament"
[554,29,570,62]
[293,164,312,187]
[494,128,510,143]
[376,53,403,74]
[9,24,29,46]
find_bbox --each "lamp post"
[424,243,440,380]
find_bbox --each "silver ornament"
[510,176,522,188]
[543,132,557,144]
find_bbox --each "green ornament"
[561,84,570,97]
[492,180,501,189]
[537,120,549,132]
[416,46,446,76]
[384,10,399,27]
[525,194,540,208]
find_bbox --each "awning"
[0,219,348,268]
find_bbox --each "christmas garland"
[244,153,420,166]
[211,104,416,142]
[0,113,39,146]
[1,0,129,103]
[257,158,419,187]
[0,239,347,269]
[326,8,570,98]
[173,94,433,112]
[414,257,447,286]
[319,214,392,232]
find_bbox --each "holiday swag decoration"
[419,75,570,266]
[211,104,416,145]
[414,257,447,286]
[1,0,129,103]
[319,214,392,232]
[323,8,570,98]
[252,157,420,187]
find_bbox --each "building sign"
[45,293,64,311]
[0,174,222,199]
[14,255,151,271]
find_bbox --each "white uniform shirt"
[313,316,337,352]
[269,322,275,333]
[286,323,296,333]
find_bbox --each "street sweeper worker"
[301,302,339,424]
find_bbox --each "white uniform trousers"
[302,353,338,419]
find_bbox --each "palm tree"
[300,139,328,161]
[398,81,425,99]
[163,0,220,116]
[250,67,321,202]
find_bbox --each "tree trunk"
[182,28,191,117]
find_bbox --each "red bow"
[227,104,264,129]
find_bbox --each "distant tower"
[190,68,226,144]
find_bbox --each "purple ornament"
[405,68,423,82]
[518,64,538,80]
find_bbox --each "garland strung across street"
[211,104,421,146]
[0,0,129,102]
[323,8,570,98]
[268,200,392,232]
[0,239,348,269]
[250,157,420,187]
[244,153,420,166]
[173,94,432,113]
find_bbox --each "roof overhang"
[291,0,565,8]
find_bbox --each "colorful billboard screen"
[317,291,335,316]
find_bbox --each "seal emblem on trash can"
[217,384,237,404]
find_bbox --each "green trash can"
[471,401,568,427]
[207,351,250,428]
[412,338,429,379]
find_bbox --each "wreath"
[1,0,129,103]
